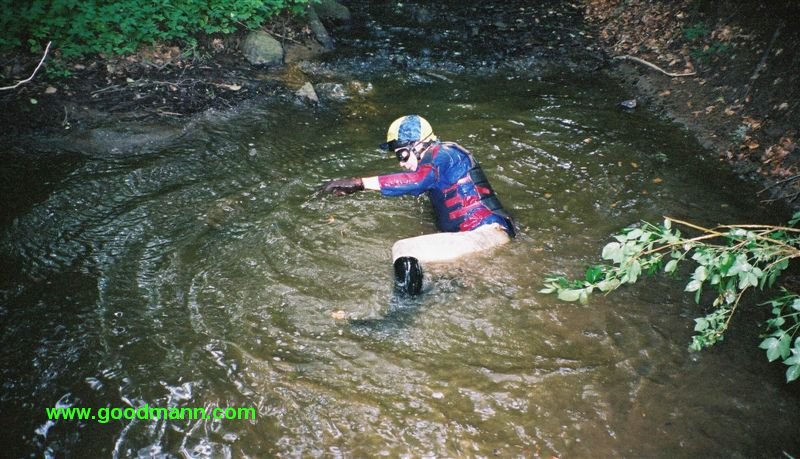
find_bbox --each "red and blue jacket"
[377,142,515,237]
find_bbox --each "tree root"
[0,41,52,91]
[612,54,696,77]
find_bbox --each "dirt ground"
[586,0,800,208]
[0,32,304,138]
[2,0,798,210]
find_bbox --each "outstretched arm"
[362,176,381,190]
[321,177,364,195]
[322,166,434,196]
[373,164,436,197]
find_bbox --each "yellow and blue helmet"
[379,115,437,150]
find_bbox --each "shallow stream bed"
[2,1,800,457]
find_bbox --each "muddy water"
[2,69,800,457]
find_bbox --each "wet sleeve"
[377,164,437,197]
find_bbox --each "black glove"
[321,177,364,196]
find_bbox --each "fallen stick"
[90,84,122,95]
[742,22,784,101]
[0,41,53,91]
[613,54,696,77]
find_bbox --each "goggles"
[394,145,414,163]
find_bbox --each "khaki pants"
[391,223,511,264]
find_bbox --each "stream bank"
[587,0,800,209]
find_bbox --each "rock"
[295,82,319,105]
[315,82,349,102]
[311,80,374,103]
[240,31,283,66]
[619,98,637,110]
[348,81,373,96]
[306,5,335,50]
[205,197,240,229]
[313,0,351,22]
[331,310,347,320]
[284,41,328,64]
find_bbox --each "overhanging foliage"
[541,215,800,383]
[0,0,315,57]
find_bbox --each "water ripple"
[3,70,799,458]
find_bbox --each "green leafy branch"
[541,214,800,382]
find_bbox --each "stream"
[2,1,799,457]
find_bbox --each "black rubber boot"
[393,256,423,296]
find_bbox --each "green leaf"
[693,266,708,281]
[585,265,604,283]
[723,289,736,304]
[685,279,702,292]
[718,252,734,274]
[689,336,705,351]
[759,336,777,350]
[664,259,679,274]
[729,228,748,238]
[789,211,800,227]
[738,271,759,290]
[760,337,782,362]
[778,332,792,360]
[784,352,800,366]
[767,316,785,328]
[694,318,708,332]
[601,242,623,263]
[597,278,620,292]
[627,259,642,283]
[557,289,582,302]
[786,365,800,383]
[626,228,643,240]
[729,255,751,276]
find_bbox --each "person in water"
[322,114,515,295]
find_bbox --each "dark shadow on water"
[346,291,426,337]
[347,272,470,339]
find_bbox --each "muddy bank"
[586,0,800,209]
[1,1,601,152]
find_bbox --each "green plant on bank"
[0,0,315,58]
[689,40,731,62]
[43,59,73,78]
[540,215,800,383]
[682,20,730,62]
[683,21,710,41]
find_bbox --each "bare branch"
[613,54,696,77]
[742,22,784,101]
[0,41,53,91]
[758,173,800,194]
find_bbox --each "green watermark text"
[45,404,256,424]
